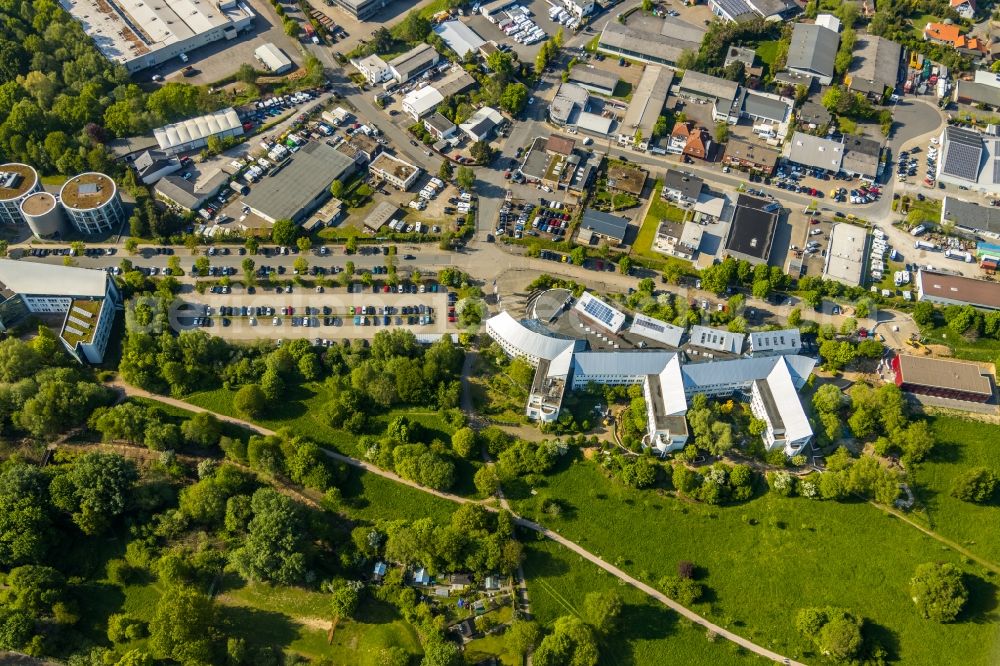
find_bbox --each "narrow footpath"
[112,380,801,665]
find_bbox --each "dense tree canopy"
[910,562,968,622]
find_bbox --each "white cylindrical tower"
[20,192,68,239]
[0,163,42,225]
[59,173,124,234]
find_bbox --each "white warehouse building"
[66,0,255,73]
[255,43,292,74]
[154,108,245,155]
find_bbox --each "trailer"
[945,249,973,262]
[914,240,938,251]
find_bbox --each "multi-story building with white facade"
[352,55,391,85]
[59,173,125,234]
[573,291,627,334]
[368,153,421,191]
[0,260,121,364]
[484,311,816,456]
[0,164,42,225]
[748,328,802,357]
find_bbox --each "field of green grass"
[339,467,461,525]
[511,456,1000,665]
[921,326,1000,363]
[185,383,456,452]
[523,540,766,665]
[218,580,423,664]
[755,41,780,66]
[909,415,1000,563]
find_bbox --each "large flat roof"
[823,222,868,286]
[688,325,745,353]
[66,0,251,70]
[433,20,485,58]
[598,20,703,66]
[849,36,902,92]
[0,164,38,201]
[388,43,438,78]
[485,311,582,361]
[725,194,778,261]
[0,259,108,297]
[788,132,844,172]
[20,191,58,216]
[242,141,356,222]
[897,354,993,396]
[630,313,685,347]
[59,173,117,210]
[788,23,839,80]
[942,196,1000,235]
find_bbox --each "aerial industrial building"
[66,0,255,73]
[242,141,356,224]
[154,108,245,156]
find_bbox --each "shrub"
[950,467,998,504]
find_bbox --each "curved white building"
[59,173,124,234]
[0,164,41,225]
[20,192,67,238]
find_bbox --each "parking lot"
[171,289,460,340]
[466,0,578,63]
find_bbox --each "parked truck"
[915,240,939,251]
[945,249,973,262]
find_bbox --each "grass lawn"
[755,41,781,66]
[464,633,520,665]
[511,456,1000,665]
[909,415,1000,564]
[630,182,695,277]
[339,466,461,525]
[523,540,766,665]
[910,13,940,39]
[218,580,423,664]
[906,196,942,224]
[185,383,455,453]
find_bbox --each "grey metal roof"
[621,66,673,139]
[787,131,844,171]
[598,20,704,67]
[571,350,675,378]
[678,70,741,106]
[567,66,620,93]
[725,194,778,261]
[725,46,759,68]
[485,311,583,361]
[742,93,791,122]
[680,354,814,389]
[242,141,356,222]
[388,43,438,79]
[797,101,832,126]
[941,126,984,183]
[424,113,456,134]
[747,0,796,16]
[687,325,745,354]
[433,20,485,58]
[749,328,801,353]
[154,170,229,210]
[787,24,839,80]
[581,208,629,241]
[942,195,1000,234]
[630,314,685,347]
[848,36,902,93]
[955,80,1000,108]
[0,259,108,298]
[434,69,476,98]
[134,150,177,178]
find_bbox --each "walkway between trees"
[111,381,802,665]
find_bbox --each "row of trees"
[913,300,1000,341]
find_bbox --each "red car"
[504,171,511,179]
[810,218,820,225]
[383,285,391,293]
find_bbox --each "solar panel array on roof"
[584,298,616,326]
[942,126,984,182]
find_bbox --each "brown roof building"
[546,134,576,157]
[723,138,780,175]
[607,164,648,196]
[670,122,713,161]
[916,269,1000,311]
[892,354,994,403]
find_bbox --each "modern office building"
[0,260,121,364]
[485,311,815,455]
[748,329,802,357]
[59,173,125,234]
[0,164,42,225]
[154,108,244,156]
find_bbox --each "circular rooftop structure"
[532,288,574,322]
[20,191,57,216]
[20,191,67,238]
[59,172,117,212]
[0,163,39,203]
